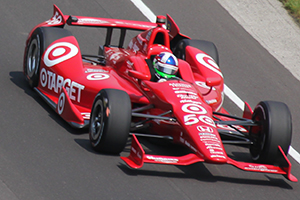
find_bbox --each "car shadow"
[9,71,88,135]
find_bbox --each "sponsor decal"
[217,124,248,132]
[244,165,278,173]
[169,83,192,88]
[78,18,109,24]
[196,53,223,78]
[174,90,198,95]
[146,156,178,163]
[81,113,90,120]
[40,68,85,103]
[87,73,110,80]
[182,103,207,115]
[199,132,215,136]
[176,94,199,100]
[57,92,65,115]
[146,29,152,41]
[44,42,78,67]
[85,69,109,73]
[179,99,202,104]
[46,11,62,25]
[211,155,226,159]
[197,125,214,133]
[205,99,217,104]
[126,60,134,68]
[131,147,142,159]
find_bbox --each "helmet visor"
[156,62,178,75]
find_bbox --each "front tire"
[89,89,131,154]
[249,101,292,164]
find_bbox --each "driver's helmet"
[153,52,179,79]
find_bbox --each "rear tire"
[24,27,72,88]
[89,89,131,154]
[24,29,43,87]
[173,39,219,65]
[249,101,292,164]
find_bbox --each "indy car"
[23,5,297,182]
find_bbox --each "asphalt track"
[1,0,300,199]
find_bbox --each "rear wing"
[40,4,156,31]
[29,5,190,49]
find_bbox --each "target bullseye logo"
[182,103,207,115]
[57,92,65,115]
[86,73,110,80]
[44,42,78,67]
[40,68,47,87]
[196,53,223,78]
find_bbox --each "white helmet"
[153,52,178,78]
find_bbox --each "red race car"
[23,5,297,182]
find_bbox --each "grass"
[280,0,300,23]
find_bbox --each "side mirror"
[205,77,222,87]
[128,70,150,80]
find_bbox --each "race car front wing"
[121,134,297,182]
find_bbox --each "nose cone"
[197,131,228,163]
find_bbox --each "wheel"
[24,28,44,87]
[173,39,219,65]
[24,27,72,88]
[249,101,292,164]
[89,89,131,154]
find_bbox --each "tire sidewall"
[89,89,131,154]
[250,101,292,164]
[24,28,44,88]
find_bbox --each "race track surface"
[1,0,299,199]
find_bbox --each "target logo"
[182,103,207,115]
[196,53,223,78]
[87,73,110,80]
[44,42,78,67]
[40,68,48,87]
[57,92,65,115]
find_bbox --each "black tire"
[89,89,131,154]
[249,101,292,164]
[173,39,219,65]
[24,27,72,88]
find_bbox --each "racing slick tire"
[24,27,72,88]
[249,101,292,164]
[89,89,131,154]
[173,39,219,65]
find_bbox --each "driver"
[153,52,179,82]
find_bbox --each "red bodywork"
[24,5,297,182]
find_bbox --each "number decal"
[199,116,216,127]
[184,114,199,126]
